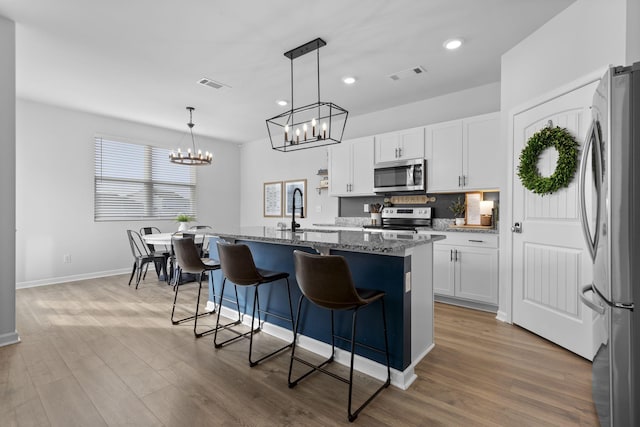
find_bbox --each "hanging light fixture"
[266,38,348,152]
[169,106,213,165]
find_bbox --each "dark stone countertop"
[211,226,445,255]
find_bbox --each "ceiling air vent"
[388,66,427,81]
[197,77,230,90]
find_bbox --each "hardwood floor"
[1,275,598,426]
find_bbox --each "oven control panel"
[382,207,431,219]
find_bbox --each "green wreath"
[517,126,579,196]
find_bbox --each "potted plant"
[175,213,193,231]
[449,197,466,226]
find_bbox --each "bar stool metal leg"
[171,273,214,334]
[213,278,253,348]
[288,297,337,388]
[288,296,391,423]
[247,278,295,367]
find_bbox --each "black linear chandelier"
[169,106,212,165]
[266,38,348,152]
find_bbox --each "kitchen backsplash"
[339,192,500,220]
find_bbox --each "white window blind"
[94,137,196,221]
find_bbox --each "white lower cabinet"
[432,232,498,306]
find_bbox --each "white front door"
[511,80,599,360]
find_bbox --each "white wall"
[498,0,629,320]
[16,99,241,287]
[239,82,500,227]
[628,0,640,63]
[0,15,19,347]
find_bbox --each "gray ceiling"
[0,0,574,143]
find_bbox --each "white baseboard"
[206,300,421,390]
[16,268,130,289]
[0,331,20,348]
[496,310,510,323]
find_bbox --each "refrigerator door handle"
[578,120,602,261]
[580,284,606,315]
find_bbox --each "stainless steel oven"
[373,158,426,193]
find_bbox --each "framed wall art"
[284,179,306,218]
[263,181,283,217]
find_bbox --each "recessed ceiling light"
[443,38,463,50]
[276,99,289,107]
[342,76,357,85]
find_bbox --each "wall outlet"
[315,205,322,213]
[363,203,369,213]
[63,254,71,264]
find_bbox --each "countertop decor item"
[449,197,466,226]
[169,107,213,165]
[389,195,436,205]
[369,203,382,225]
[517,124,578,195]
[266,38,348,152]
[465,192,482,225]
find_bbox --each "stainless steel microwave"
[373,158,426,193]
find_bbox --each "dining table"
[141,231,214,284]
[141,231,212,247]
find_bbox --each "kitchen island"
[206,226,445,389]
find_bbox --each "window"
[94,137,196,221]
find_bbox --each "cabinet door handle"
[463,175,467,186]
[455,249,459,262]
[398,147,402,157]
[458,176,462,187]
[468,239,484,243]
[450,249,453,262]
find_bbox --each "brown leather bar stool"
[214,241,295,367]
[290,250,391,423]
[171,236,241,338]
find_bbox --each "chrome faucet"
[291,187,304,232]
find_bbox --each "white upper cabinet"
[328,137,375,197]
[463,113,501,190]
[374,127,424,163]
[425,120,463,192]
[425,112,500,192]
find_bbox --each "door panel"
[425,120,463,192]
[351,137,374,195]
[524,244,581,317]
[512,80,599,360]
[375,132,400,163]
[456,247,498,304]
[328,143,351,196]
[464,113,501,190]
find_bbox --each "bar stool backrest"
[217,242,262,285]
[173,236,206,274]
[293,250,365,310]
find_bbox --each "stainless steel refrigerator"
[579,63,639,427]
